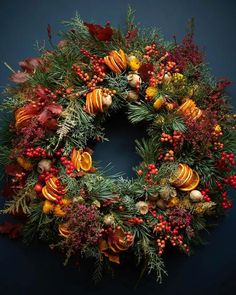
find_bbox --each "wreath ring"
[0,8,236,283]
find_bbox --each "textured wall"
[0,0,236,294]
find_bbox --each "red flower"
[84,22,113,41]
[138,63,154,82]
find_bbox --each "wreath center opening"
[93,110,146,178]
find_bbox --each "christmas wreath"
[0,8,236,283]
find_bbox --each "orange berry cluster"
[213,141,224,150]
[102,88,116,96]
[158,149,175,161]
[143,44,159,60]
[154,215,189,256]
[149,58,178,86]
[72,64,90,82]
[72,49,106,91]
[160,131,183,147]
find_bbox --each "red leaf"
[5,164,24,176]
[10,72,29,83]
[57,39,68,48]
[44,118,58,130]
[84,22,113,41]
[46,103,63,115]
[38,109,51,124]
[0,222,23,239]
[1,182,14,198]
[19,57,43,73]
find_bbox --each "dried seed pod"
[127,73,141,88]
[189,190,203,202]
[37,159,52,173]
[125,90,139,102]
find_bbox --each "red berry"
[34,183,43,193]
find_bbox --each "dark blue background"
[0,1,236,294]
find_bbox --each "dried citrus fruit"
[80,152,92,171]
[180,170,200,191]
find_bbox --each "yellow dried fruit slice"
[109,56,122,73]
[180,170,200,191]
[96,89,103,112]
[75,150,82,171]
[80,152,92,171]
[42,186,58,201]
[119,49,127,67]
[58,223,70,238]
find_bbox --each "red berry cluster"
[200,187,211,202]
[221,191,232,209]
[127,217,144,225]
[60,156,76,177]
[224,175,236,189]
[36,86,58,100]
[38,167,59,182]
[154,215,189,256]
[25,147,50,158]
[215,181,233,209]
[145,164,158,183]
[217,151,235,170]
[31,86,58,109]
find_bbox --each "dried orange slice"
[109,56,122,73]
[112,50,126,69]
[58,223,70,238]
[71,149,82,171]
[95,89,103,112]
[16,157,33,170]
[180,170,200,191]
[42,186,58,201]
[171,164,188,186]
[118,49,127,67]
[104,56,118,73]
[80,152,92,171]
[178,168,193,188]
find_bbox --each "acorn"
[127,73,141,88]
[37,159,52,173]
[189,190,203,202]
[125,90,139,102]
